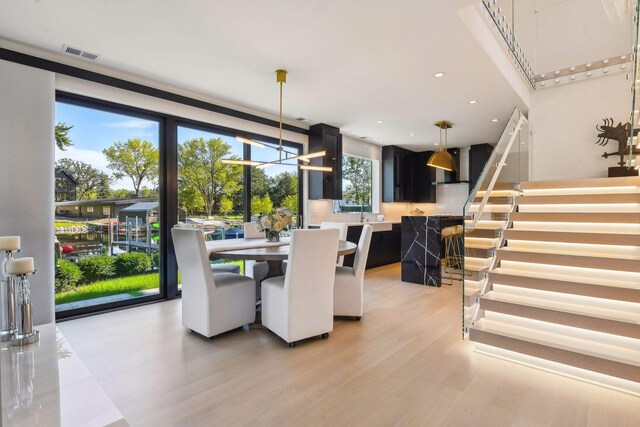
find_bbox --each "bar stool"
[442,225,464,286]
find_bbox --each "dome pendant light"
[427,120,456,172]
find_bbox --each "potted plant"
[255,207,293,242]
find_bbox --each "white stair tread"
[462,264,488,272]
[482,291,640,325]
[491,267,640,291]
[465,286,481,296]
[499,246,640,261]
[468,204,512,213]
[473,318,640,367]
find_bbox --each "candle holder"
[1,249,19,342]
[9,270,39,346]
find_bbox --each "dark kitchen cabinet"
[308,123,342,200]
[383,146,436,203]
[412,151,437,203]
[469,143,494,193]
[342,223,402,269]
[443,148,461,183]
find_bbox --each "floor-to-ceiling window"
[177,124,246,279]
[54,97,163,315]
[54,94,303,318]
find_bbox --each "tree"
[178,137,243,217]
[103,138,159,198]
[55,122,73,151]
[268,172,298,208]
[178,184,205,215]
[219,197,234,216]
[251,167,270,197]
[282,194,299,214]
[342,156,372,205]
[251,194,273,215]
[55,159,111,201]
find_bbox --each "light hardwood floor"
[58,264,640,427]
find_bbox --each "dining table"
[206,238,357,281]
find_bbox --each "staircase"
[467,176,640,395]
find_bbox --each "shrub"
[77,255,115,283]
[114,252,151,277]
[152,252,160,269]
[55,259,83,293]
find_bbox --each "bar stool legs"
[442,225,464,286]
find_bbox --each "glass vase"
[265,229,281,243]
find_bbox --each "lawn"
[55,260,244,305]
[55,273,160,305]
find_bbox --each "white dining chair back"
[333,224,373,318]
[244,222,265,239]
[171,227,255,338]
[320,221,348,265]
[261,228,340,345]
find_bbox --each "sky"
[55,101,300,192]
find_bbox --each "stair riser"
[469,328,640,383]
[488,273,640,303]
[466,229,501,239]
[516,194,640,205]
[503,230,640,246]
[520,176,640,190]
[497,250,640,273]
[465,248,494,258]
[480,299,640,339]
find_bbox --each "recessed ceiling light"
[468,100,478,104]
[491,118,499,122]
[376,120,384,124]
[434,72,445,78]
[409,133,415,136]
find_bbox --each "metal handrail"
[464,107,528,230]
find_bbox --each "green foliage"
[108,188,131,199]
[251,194,273,214]
[55,122,73,151]
[55,273,159,304]
[178,137,243,217]
[219,196,234,215]
[77,255,115,283]
[103,138,159,197]
[282,194,299,214]
[55,259,83,293]
[152,252,160,269]
[178,185,205,214]
[114,252,151,276]
[56,158,112,200]
[342,155,372,205]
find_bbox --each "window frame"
[337,153,375,214]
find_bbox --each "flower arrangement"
[255,207,293,242]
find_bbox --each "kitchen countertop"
[308,221,400,232]
[1,324,126,427]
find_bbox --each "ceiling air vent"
[62,44,99,61]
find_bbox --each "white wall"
[529,73,631,181]
[0,59,55,325]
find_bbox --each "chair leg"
[288,342,296,348]
[321,333,329,339]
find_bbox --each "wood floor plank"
[57,264,640,427]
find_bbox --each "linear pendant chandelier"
[221,70,331,171]
[427,120,456,172]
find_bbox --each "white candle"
[0,236,20,251]
[6,257,34,275]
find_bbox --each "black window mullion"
[164,116,179,299]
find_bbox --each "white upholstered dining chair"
[281,221,348,274]
[333,224,373,319]
[243,222,269,297]
[171,227,256,338]
[261,228,340,347]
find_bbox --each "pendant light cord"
[279,80,283,163]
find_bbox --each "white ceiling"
[0,0,622,150]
